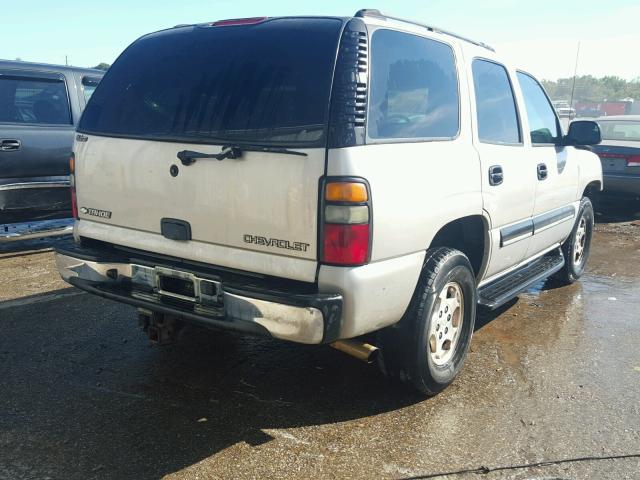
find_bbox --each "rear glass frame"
[366,27,461,144]
[78,18,346,148]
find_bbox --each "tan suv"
[56,10,603,395]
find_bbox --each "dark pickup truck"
[0,60,103,241]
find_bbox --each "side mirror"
[564,120,601,146]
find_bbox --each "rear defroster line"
[399,452,640,479]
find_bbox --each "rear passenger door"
[516,71,579,259]
[470,59,536,279]
[0,69,75,180]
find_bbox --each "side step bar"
[478,248,565,309]
[0,218,74,243]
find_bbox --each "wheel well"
[583,180,602,199]
[429,216,487,277]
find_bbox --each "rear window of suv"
[79,18,343,147]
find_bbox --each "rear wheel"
[378,247,477,396]
[555,197,594,284]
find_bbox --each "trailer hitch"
[137,309,184,345]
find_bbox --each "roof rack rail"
[354,9,495,52]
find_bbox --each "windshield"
[598,120,640,142]
[78,18,343,147]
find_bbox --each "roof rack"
[354,9,495,52]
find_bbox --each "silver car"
[591,115,640,197]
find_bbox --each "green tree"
[93,63,110,71]
[542,75,640,103]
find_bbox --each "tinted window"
[472,60,520,144]
[79,19,343,146]
[368,29,459,140]
[598,120,640,142]
[0,76,71,125]
[517,72,560,144]
[81,76,101,103]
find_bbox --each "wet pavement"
[1,200,639,480]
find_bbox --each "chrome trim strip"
[500,205,577,247]
[0,181,70,191]
[533,205,576,233]
[500,220,533,247]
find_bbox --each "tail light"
[627,155,640,167]
[599,152,640,167]
[69,152,78,219]
[321,179,371,266]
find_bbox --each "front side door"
[515,71,579,259]
[470,58,537,279]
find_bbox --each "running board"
[0,218,74,243]
[478,248,565,309]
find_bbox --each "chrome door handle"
[489,165,503,186]
[0,139,21,152]
[537,163,548,180]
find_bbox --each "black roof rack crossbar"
[354,9,495,52]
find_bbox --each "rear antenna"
[569,41,581,112]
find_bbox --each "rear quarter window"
[368,29,460,141]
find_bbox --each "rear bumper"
[603,174,640,196]
[0,218,74,242]
[54,241,342,345]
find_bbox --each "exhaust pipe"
[330,339,379,363]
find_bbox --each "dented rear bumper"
[54,240,342,344]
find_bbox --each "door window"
[472,59,521,145]
[368,29,460,140]
[0,76,71,125]
[516,72,561,144]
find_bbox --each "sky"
[2,0,639,81]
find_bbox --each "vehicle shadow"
[0,279,543,480]
[0,291,424,480]
[593,194,640,223]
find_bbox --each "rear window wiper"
[177,145,308,166]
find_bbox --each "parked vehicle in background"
[590,115,640,198]
[0,60,103,241]
[577,107,604,118]
[55,11,602,396]
[576,101,632,117]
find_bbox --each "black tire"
[555,197,594,284]
[378,247,477,396]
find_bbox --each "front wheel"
[378,247,477,396]
[555,197,594,284]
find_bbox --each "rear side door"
[0,69,75,180]
[516,71,579,259]
[470,58,536,279]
